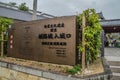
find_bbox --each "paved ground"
[105,48,120,80]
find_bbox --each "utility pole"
[82,14,86,71]
[32,0,37,20]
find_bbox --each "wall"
[0,58,112,80]
[0,67,50,80]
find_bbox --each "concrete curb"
[0,58,112,80]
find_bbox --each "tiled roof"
[101,19,120,27]
[0,2,55,21]
[97,12,105,20]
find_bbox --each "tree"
[18,3,29,12]
[0,17,13,57]
[77,9,103,68]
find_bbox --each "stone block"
[43,71,77,80]
[27,75,39,80]
[1,67,10,79]
[0,62,7,67]
[0,67,2,76]
[11,64,42,77]
[1,77,9,80]
[16,71,28,80]
[9,70,18,80]
[40,77,50,80]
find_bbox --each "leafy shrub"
[18,3,29,12]
[77,9,103,64]
[66,64,81,75]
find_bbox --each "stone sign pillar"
[8,16,77,65]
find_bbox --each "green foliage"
[77,9,103,64]
[0,17,13,32]
[8,2,17,6]
[66,64,81,75]
[119,37,120,40]
[18,3,29,12]
[0,17,13,55]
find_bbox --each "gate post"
[100,31,105,57]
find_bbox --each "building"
[0,2,55,23]
[0,2,120,47]
[101,19,120,33]
[101,19,120,47]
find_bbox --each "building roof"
[1,2,120,28]
[100,19,120,27]
[0,2,55,21]
[97,12,105,20]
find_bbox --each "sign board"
[8,16,77,65]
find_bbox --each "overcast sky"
[0,0,120,19]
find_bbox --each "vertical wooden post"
[82,15,86,71]
[1,31,4,57]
